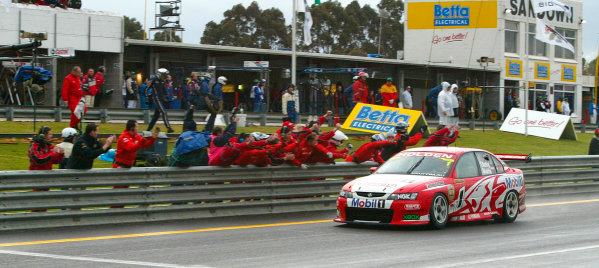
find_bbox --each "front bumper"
[334,197,430,225]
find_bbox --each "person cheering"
[113,120,158,168]
[28,126,64,170]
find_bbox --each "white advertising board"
[50,47,75,57]
[500,108,577,140]
[243,61,269,68]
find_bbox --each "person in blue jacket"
[344,76,358,113]
[253,79,265,113]
[428,84,444,119]
[169,105,217,167]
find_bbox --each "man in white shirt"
[402,86,413,109]
[561,97,571,116]
[437,82,453,126]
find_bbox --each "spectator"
[67,123,116,169]
[428,83,444,118]
[126,71,138,108]
[169,105,214,167]
[56,127,78,169]
[402,86,413,109]
[165,75,174,109]
[28,126,64,170]
[344,76,358,112]
[282,83,299,124]
[381,77,398,107]
[283,133,333,168]
[200,74,212,110]
[590,97,598,125]
[437,81,453,127]
[335,82,346,115]
[146,69,175,133]
[561,97,571,115]
[139,78,150,109]
[352,72,369,104]
[322,76,332,111]
[94,66,106,107]
[82,68,97,107]
[424,124,460,147]
[113,120,158,168]
[253,79,265,113]
[61,66,85,130]
[536,96,545,112]
[122,72,129,108]
[210,76,227,114]
[544,96,552,113]
[589,129,599,155]
[449,84,460,125]
[172,85,182,110]
[371,87,383,105]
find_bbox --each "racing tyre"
[496,190,519,223]
[429,193,449,229]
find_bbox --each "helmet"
[358,71,369,78]
[352,76,359,81]
[371,133,385,142]
[332,130,348,142]
[156,68,169,80]
[396,121,410,133]
[251,132,269,141]
[61,127,78,139]
[217,76,227,84]
[203,73,212,80]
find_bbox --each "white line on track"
[433,244,599,267]
[0,249,213,268]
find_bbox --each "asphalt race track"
[1,193,598,268]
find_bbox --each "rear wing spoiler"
[495,154,532,163]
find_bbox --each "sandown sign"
[408,1,497,29]
[342,103,429,135]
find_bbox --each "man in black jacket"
[589,129,599,155]
[146,69,175,133]
[67,123,116,169]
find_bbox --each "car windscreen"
[375,152,456,177]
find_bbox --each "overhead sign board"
[50,47,75,57]
[407,1,497,29]
[500,108,576,140]
[243,61,269,68]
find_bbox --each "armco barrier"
[1,156,599,230]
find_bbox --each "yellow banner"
[408,1,497,29]
[342,103,426,134]
[561,65,576,82]
[534,62,550,80]
[506,59,523,78]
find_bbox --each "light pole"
[377,9,389,56]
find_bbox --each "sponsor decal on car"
[403,214,421,220]
[427,181,445,188]
[404,204,421,210]
[395,151,456,159]
[447,185,455,200]
[454,179,465,184]
[349,198,387,209]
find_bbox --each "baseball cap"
[386,77,393,81]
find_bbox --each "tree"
[377,0,405,58]
[153,30,182,42]
[584,57,596,76]
[124,16,145,40]
[201,2,289,49]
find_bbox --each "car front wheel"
[429,193,448,229]
[496,190,519,223]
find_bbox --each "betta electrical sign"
[561,65,576,82]
[407,1,497,29]
[434,4,470,26]
[342,103,428,134]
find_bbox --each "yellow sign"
[534,62,550,80]
[506,59,523,78]
[407,1,497,29]
[222,84,235,93]
[342,103,428,135]
[561,65,576,82]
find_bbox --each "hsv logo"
[351,198,386,209]
[434,4,470,26]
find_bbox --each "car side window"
[491,155,505,173]
[455,152,480,178]
[475,152,497,175]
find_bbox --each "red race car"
[334,147,528,229]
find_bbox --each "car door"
[449,152,482,216]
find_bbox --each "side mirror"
[370,167,378,173]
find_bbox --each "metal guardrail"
[1,156,599,230]
[0,105,285,126]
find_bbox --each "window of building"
[554,28,576,59]
[505,21,519,53]
[554,84,575,114]
[528,23,547,56]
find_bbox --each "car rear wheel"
[429,193,448,229]
[496,191,519,223]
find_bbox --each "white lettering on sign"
[397,151,456,159]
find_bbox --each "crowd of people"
[61,66,105,131]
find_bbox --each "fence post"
[260,113,266,126]
[100,109,108,123]
[54,107,62,122]
[581,124,586,133]
[469,120,475,130]
[493,122,499,130]
[144,110,150,124]
[6,106,14,121]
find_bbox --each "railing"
[1,156,599,230]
